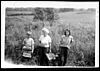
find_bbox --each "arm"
[22,39,25,45]
[22,39,26,51]
[49,37,52,52]
[49,42,52,52]
[70,36,74,44]
[67,36,74,49]
[31,39,34,53]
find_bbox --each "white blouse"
[39,35,52,48]
[60,35,74,49]
[23,38,34,50]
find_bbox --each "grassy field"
[5,9,95,66]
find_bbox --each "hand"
[32,49,34,53]
[67,45,71,49]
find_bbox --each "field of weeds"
[5,8,95,66]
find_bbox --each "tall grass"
[5,8,95,66]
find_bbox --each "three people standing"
[22,27,73,66]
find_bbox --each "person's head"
[42,27,49,36]
[26,31,32,38]
[64,29,71,37]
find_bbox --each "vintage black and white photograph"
[1,1,99,68]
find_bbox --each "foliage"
[33,8,59,26]
[5,8,95,66]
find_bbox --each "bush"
[33,8,59,26]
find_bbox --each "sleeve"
[31,38,34,53]
[67,36,74,49]
[23,38,26,45]
[70,36,74,43]
[71,36,74,41]
[31,38,34,45]
[39,35,43,41]
[61,35,65,38]
[48,36,52,43]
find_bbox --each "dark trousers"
[36,46,49,66]
[59,47,68,66]
[21,56,31,62]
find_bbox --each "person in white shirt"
[39,27,52,53]
[22,31,34,59]
[38,27,52,65]
[59,29,74,66]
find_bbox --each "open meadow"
[5,8,95,66]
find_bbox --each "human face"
[65,31,70,37]
[42,30,47,36]
[27,34,31,38]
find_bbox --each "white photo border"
[1,1,99,68]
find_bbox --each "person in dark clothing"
[59,29,74,66]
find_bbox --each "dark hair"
[64,29,71,36]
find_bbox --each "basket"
[46,53,56,60]
[22,51,32,58]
